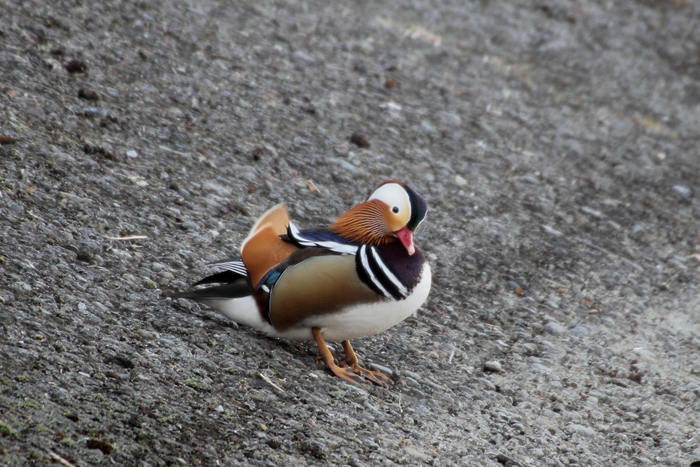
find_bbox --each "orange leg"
[340,340,392,387]
[312,328,365,386]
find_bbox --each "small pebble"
[632,347,654,359]
[477,377,496,390]
[13,282,32,293]
[542,225,563,236]
[567,423,597,438]
[483,360,503,372]
[530,363,552,374]
[291,50,315,64]
[436,110,462,127]
[367,362,393,377]
[581,206,602,218]
[672,185,691,198]
[328,157,362,175]
[380,101,402,112]
[544,321,567,336]
[81,107,109,118]
[419,120,437,134]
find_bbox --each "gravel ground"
[1,0,699,465]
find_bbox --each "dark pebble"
[299,440,326,459]
[496,453,517,465]
[65,59,87,73]
[75,248,92,262]
[0,135,17,145]
[78,88,99,101]
[105,354,135,369]
[251,147,264,161]
[83,143,118,161]
[86,438,114,455]
[349,132,370,148]
[266,439,281,449]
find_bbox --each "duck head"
[331,180,427,255]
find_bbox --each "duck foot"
[312,328,366,385]
[339,340,392,387]
[311,329,391,386]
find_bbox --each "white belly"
[288,263,432,341]
[204,263,431,342]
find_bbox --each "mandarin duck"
[173,180,431,386]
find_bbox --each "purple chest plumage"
[355,241,426,300]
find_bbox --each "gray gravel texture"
[1,0,699,465]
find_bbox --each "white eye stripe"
[368,183,410,218]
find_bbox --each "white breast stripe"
[359,245,391,298]
[369,246,407,296]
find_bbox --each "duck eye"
[392,206,400,214]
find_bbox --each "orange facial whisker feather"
[330,200,393,246]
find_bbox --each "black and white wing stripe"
[192,258,249,288]
[356,245,408,300]
[208,259,248,276]
[287,222,358,255]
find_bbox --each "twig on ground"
[105,235,148,241]
[49,451,75,467]
[256,372,285,394]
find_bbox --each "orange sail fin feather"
[241,204,298,288]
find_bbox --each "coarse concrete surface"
[1,0,699,465]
